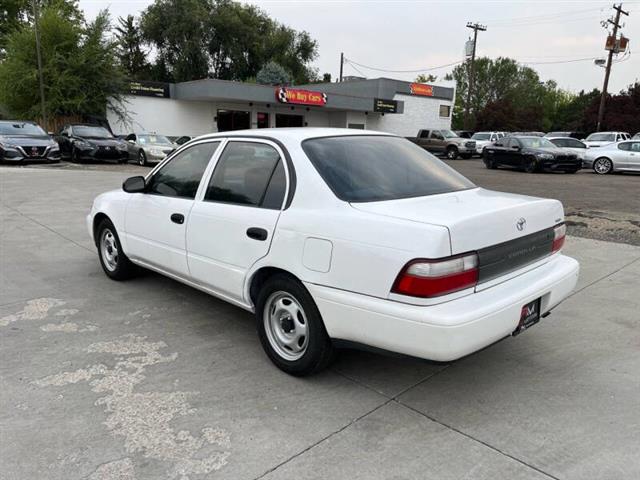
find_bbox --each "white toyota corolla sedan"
[87,128,579,375]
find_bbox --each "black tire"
[524,157,538,173]
[484,156,497,169]
[71,147,81,163]
[446,146,459,160]
[96,218,137,280]
[593,157,613,175]
[138,150,147,166]
[256,274,334,376]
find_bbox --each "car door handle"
[246,227,268,241]
[170,213,185,225]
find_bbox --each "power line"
[485,6,605,25]
[344,58,463,74]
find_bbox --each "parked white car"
[583,140,640,174]
[547,137,589,160]
[470,131,505,155]
[87,129,579,375]
[584,131,631,148]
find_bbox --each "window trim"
[199,138,291,211]
[143,139,223,200]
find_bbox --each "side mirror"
[123,176,146,193]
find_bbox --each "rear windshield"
[302,135,475,203]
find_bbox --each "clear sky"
[78,0,639,93]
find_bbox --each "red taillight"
[552,223,566,253]
[392,253,479,298]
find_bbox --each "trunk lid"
[350,188,564,254]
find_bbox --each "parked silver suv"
[407,129,476,159]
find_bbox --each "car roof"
[195,127,395,143]
[0,120,38,125]
[547,136,582,141]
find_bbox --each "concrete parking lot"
[1,165,639,480]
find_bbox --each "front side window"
[302,135,475,203]
[631,142,640,152]
[618,142,631,151]
[205,142,285,209]
[147,142,219,198]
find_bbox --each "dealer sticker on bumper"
[513,298,541,336]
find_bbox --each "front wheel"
[484,156,497,169]
[96,218,137,280]
[138,150,147,166]
[593,157,613,174]
[446,146,459,160]
[524,157,538,173]
[256,274,334,376]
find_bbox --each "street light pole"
[32,0,47,128]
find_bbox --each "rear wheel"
[593,157,613,174]
[96,218,137,280]
[256,274,333,376]
[446,146,459,160]
[138,150,147,166]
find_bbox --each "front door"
[186,139,288,302]
[124,141,221,277]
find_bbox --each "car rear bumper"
[306,253,579,362]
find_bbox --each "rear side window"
[302,135,475,203]
[147,142,219,198]
[205,141,285,209]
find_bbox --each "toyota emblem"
[516,218,527,231]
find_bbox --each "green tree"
[140,0,319,83]
[256,61,290,85]
[414,73,437,83]
[0,4,127,124]
[114,15,150,80]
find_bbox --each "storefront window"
[217,110,250,132]
[439,105,451,118]
[257,112,269,128]
[276,114,304,128]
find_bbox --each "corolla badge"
[516,217,527,231]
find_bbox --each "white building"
[107,77,456,138]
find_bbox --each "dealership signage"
[410,83,434,97]
[276,87,327,106]
[373,98,398,113]
[129,81,171,98]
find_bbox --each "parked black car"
[55,124,129,163]
[483,136,582,173]
[0,120,61,163]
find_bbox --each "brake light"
[392,253,479,298]
[552,223,566,253]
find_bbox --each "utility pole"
[32,0,47,128]
[597,3,628,131]
[463,22,486,130]
[339,52,344,82]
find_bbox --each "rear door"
[186,139,289,302]
[124,141,220,277]
[629,142,640,170]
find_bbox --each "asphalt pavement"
[1,166,639,480]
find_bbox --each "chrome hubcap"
[594,159,610,173]
[100,229,118,272]
[264,291,308,361]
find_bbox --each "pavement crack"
[2,203,94,254]
[253,365,451,480]
[394,399,561,480]
[568,254,640,299]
